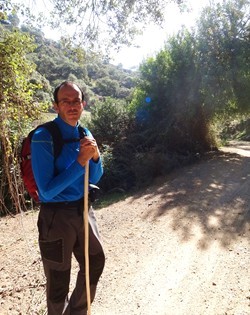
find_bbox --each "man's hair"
[53,81,85,103]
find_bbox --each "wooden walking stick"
[84,160,91,315]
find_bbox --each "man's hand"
[77,137,100,166]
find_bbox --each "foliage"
[117,0,250,188]
[93,77,120,97]
[213,114,250,143]
[84,97,135,191]
[13,0,185,52]
[88,97,133,145]
[0,26,44,214]
[59,0,249,193]
[131,32,213,154]
[130,0,250,152]
[18,24,138,101]
[197,0,250,115]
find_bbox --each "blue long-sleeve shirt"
[31,116,103,203]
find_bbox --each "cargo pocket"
[39,238,64,263]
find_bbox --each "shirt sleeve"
[84,128,104,185]
[89,158,103,184]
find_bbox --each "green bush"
[88,97,133,146]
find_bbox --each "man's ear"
[53,102,59,113]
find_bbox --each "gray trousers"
[38,202,105,315]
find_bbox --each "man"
[31,81,105,315]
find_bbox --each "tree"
[87,97,135,191]
[197,0,250,115]
[89,0,250,191]
[132,29,213,154]
[128,0,250,162]
[8,13,19,26]
[94,77,119,97]
[0,26,43,214]
[90,97,131,144]
[9,0,185,51]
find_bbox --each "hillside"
[0,141,250,315]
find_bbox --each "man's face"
[53,83,84,126]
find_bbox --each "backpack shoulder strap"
[32,122,87,158]
[78,125,88,139]
[40,121,63,159]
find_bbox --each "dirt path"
[0,142,250,315]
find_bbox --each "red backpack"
[20,121,86,203]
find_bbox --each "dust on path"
[93,141,250,315]
[0,142,249,315]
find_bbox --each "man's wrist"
[92,148,100,162]
[77,157,88,167]
[92,154,100,162]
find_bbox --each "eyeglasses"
[58,100,82,107]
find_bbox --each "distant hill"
[1,19,138,105]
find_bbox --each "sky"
[19,0,218,69]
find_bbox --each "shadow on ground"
[130,144,250,250]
